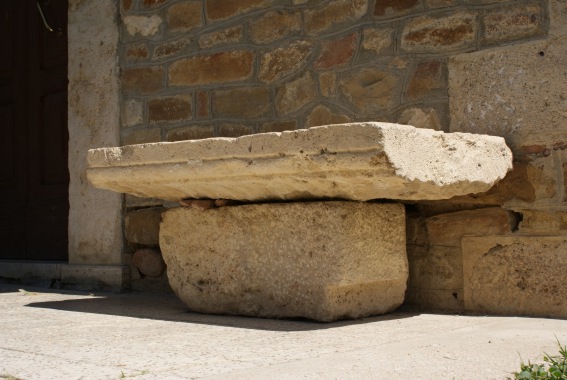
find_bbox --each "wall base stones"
[160,202,407,322]
[462,236,567,318]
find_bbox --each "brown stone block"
[196,92,209,118]
[249,10,301,44]
[122,128,162,145]
[153,37,192,59]
[361,27,394,55]
[314,33,357,70]
[122,66,164,95]
[122,0,132,11]
[275,72,317,115]
[125,43,149,62]
[148,95,192,124]
[132,248,166,277]
[125,207,164,246]
[167,1,202,32]
[198,26,243,49]
[339,68,400,114]
[258,41,312,83]
[258,121,297,133]
[219,123,254,137]
[401,12,477,53]
[481,4,543,45]
[305,0,368,35]
[426,207,513,247]
[213,87,270,118]
[406,60,444,100]
[169,50,254,86]
[206,0,273,22]
[166,125,214,142]
[319,71,337,97]
[374,0,421,18]
[462,236,567,318]
[305,105,350,128]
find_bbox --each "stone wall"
[117,0,567,317]
[118,0,548,143]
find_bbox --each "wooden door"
[0,0,69,260]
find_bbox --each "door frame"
[0,0,124,291]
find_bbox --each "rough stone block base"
[463,236,567,318]
[160,201,407,322]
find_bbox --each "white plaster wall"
[68,0,123,265]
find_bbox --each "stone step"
[87,122,512,202]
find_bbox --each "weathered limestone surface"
[159,202,407,321]
[462,236,567,318]
[68,0,123,266]
[450,36,567,151]
[87,123,512,202]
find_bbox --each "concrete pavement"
[1,284,566,380]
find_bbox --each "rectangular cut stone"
[87,123,512,202]
[462,236,567,318]
[169,50,254,86]
[449,36,567,150]
[159,202,407,322]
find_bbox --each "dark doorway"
[0,1,69,260]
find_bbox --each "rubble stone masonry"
[119,0,548,143]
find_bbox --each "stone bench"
[87,122,512,321]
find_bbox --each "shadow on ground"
[12,284,419,332]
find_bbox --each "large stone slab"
[462,236,567,318]
[159,201,407,322]
[87,123,512,202]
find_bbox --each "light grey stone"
[159,201,407,321]
[87,123,512,202]
[121,99,144,127]
[123,15,162,37]
[449,36,567,150]
[68,0,123,266]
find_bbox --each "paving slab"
[1,284,566,380]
